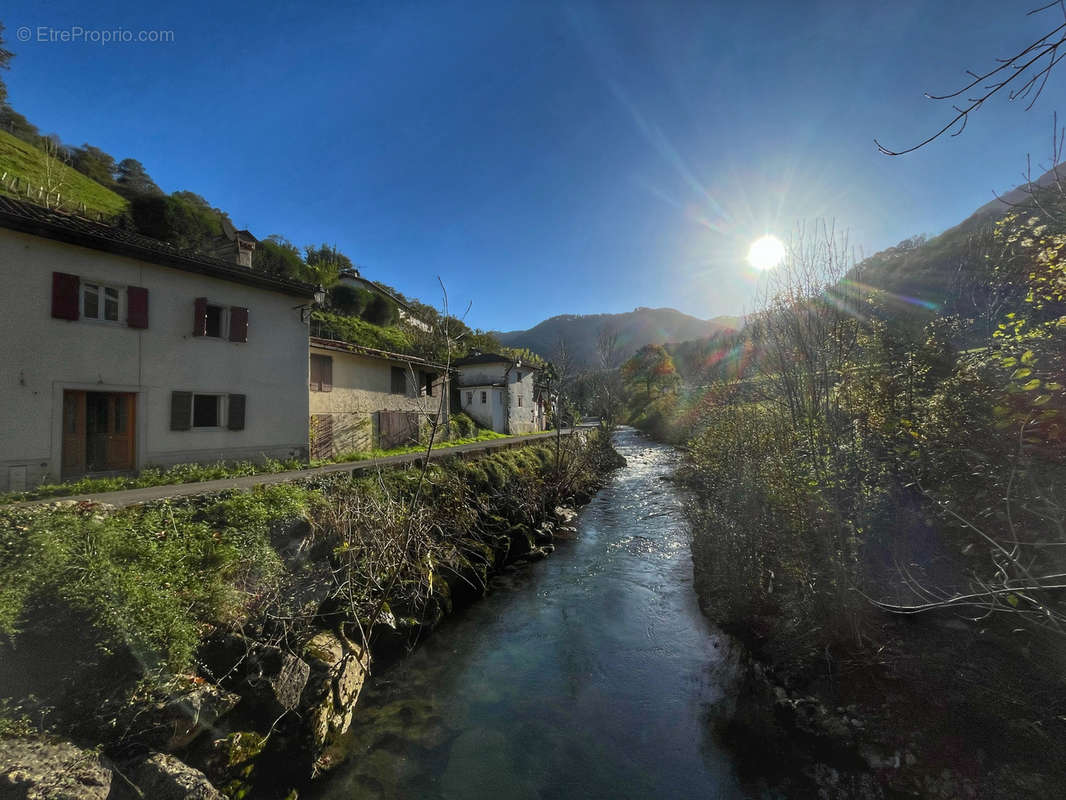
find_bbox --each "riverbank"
[0,431,624,799]
[624,413,1066,797]
[684,486,1066,799]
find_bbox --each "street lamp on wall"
[295,286,327,323]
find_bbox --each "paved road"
[18,430,576,509]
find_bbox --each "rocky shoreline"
[1,440,625,800]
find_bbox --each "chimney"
[235,232,256,268]
[217,218,257,268]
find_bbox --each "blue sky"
[4,1,1065,331]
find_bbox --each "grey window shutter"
[228,394,246,431]
[170,392,192,431]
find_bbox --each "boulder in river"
[301,630,371,771]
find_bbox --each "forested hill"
[847,164,1065,333]
[496,307,742,368]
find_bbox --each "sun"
[747,235,785,271]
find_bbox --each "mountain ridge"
[496,306,742,368]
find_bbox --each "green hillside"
[0,129,127,218]
[848,168,1066,331]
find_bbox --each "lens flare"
[747,235,785,271]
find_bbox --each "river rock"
[0,737,112,799]
[524,545,555,562]
[240,644,311,724]
[156,682,241,751]
[301,630,371,770]
[553,506,577,524]
[533,520,554,545]
[121,753,223,800]
[506,526,534,560]
[196,730,265,796]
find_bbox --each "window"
[518,395,523,407]
[205,304,224,337]
[465,391,473,405]
[516,371,522,382]
[194,299,248,341]
[192,394,221,428]
[480,391,487,404]
[424,373,434,397]
[52,273,148,327]
[310,354,333,392]
[391,367,406,395]
[82,282,122,322]
[170,392,245,431]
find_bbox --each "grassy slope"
[311,310,415,353]
[0,129,127,218]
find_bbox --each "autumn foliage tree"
[622,344,679,404]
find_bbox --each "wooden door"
[105,394,135,470]
[61,390,87,477]
[85,392,135,472]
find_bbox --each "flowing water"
[309,427,745,799]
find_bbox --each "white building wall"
[0,229,309,490]
[456,365,540,434]
[506,371,539,434]
[458,385,497,430]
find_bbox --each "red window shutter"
[51,272,80,320]
[193,297,208,336]
[127,286,149,329]
[229,306,249,342]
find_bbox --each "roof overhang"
[309,336,450,372]
[0,198,314,298]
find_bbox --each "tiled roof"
[453,352,515,366]
[309,336,450,371]
[0,196,313,297]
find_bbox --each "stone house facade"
[308,336,449,459]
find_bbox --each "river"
[308,427,745,799]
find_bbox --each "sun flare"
[747,235,785,271]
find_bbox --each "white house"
[0,197,314,491]
[454,353,544,435]
[308,336,449,458]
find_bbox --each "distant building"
[335,268,433,333]
[0,197,313,491]
[453,353,545,434]
[308,336,449,459]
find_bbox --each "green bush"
[451,413,476,439]
[329,284,374,316]
[364,293,399,326]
